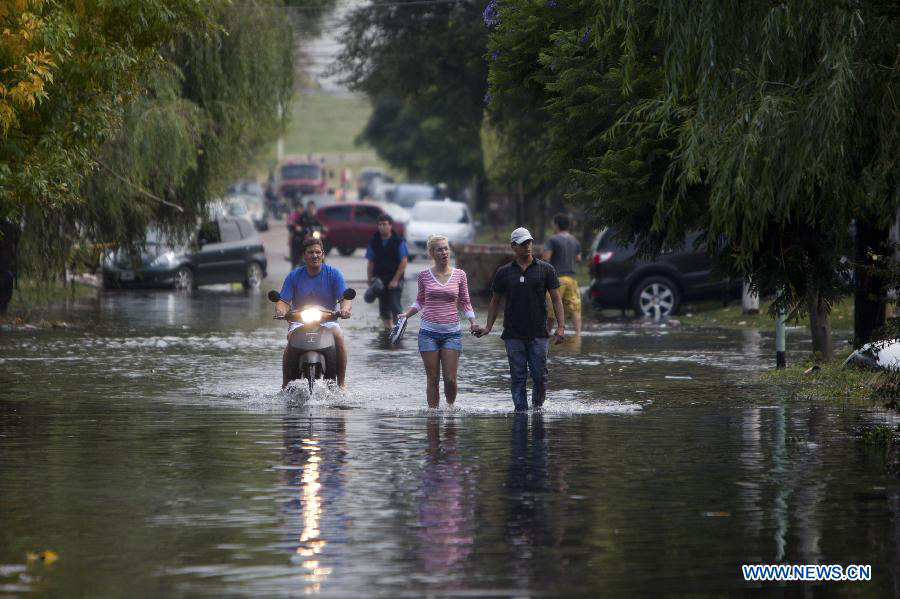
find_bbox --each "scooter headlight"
[300,308,323,324]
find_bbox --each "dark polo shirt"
[492,258,560,340]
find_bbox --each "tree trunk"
[806,287,833,361]
[854,220,890,347]
[0,219,20,316]
[536,194,547,243]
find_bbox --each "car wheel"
[337,246,355,256]
[631,276,680,319]
[407,255,415,263]
[323,240,333,256]
[173,266,195,291]
[243,262,264,289]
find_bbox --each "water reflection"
[281,414,347,594]
[416,417,473,584]
[504,413,557,594]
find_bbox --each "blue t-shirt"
[279,264,347,310]
[365,237,409,261]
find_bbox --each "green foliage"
[12,1,296,277]
[604,0,900,307]
[862,426,895,447]
[336,0,488,188]
[0,0,210,223]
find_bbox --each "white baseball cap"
[510,227,533,245]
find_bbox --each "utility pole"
[775,287,786,368]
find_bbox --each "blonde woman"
[400,235,479,408]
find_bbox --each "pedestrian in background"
[543,213,582,336]
[366,213,408,329]
[400,235,479,408]
[477,227,565,411]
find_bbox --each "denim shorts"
[418,328,463,353]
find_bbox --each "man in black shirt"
[477,227,565,410]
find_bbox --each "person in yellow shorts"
[543,213,582,335]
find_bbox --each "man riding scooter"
[288,199,324,269]
[275,237,352,389]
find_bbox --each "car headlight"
[151,251,176,267]
[300,308,323,323]
[312,230,321,239]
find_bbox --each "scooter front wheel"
[305,363,317,393]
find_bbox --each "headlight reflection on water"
[297,438,331,593]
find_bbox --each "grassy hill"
[253,91,399,187]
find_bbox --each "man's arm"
[338,297,353,319]
[475,292,502,337]
[542,238,554,262]
[389,257,408,289]
[367,260,375,286]
[548,287,565,344]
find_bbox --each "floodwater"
[2,284,899,597]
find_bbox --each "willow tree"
[604,0,900,353]
[2,0,298,296]
[72,0,295,255]
[0,0,209,307]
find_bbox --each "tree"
[606,0,900,354]
[0,0,210,310]
[488,0,900,358]
[1,1,298,300]
[336,0,488,194]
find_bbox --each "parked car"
[212,196,252,222]
[357,167,393,200]
[102,217,267,290]
[371,179,397,203]
[277,157,326,201]
[240,193,268,231]
[405,200,475,260]
[316,201,409,256]
[227,179,268,230]
[391,183,435,209]
[589,227,739,318]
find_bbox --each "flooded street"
[2,247,900,596]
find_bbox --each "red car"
[317,201,408,256]
[277,158,326,200]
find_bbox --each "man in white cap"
[476,227,565,410]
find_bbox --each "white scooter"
[268,288,356,392]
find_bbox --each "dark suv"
[589,228,738,318]
[102,217,267,290]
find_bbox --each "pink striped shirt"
[412,268,475,332]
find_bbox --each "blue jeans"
[503,338,549,411]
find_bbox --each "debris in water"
[701,511,730,518]
[665,375,693,380]
[26,550,58,565]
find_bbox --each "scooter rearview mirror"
[343,288,356,300]
[267,290,281,303]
